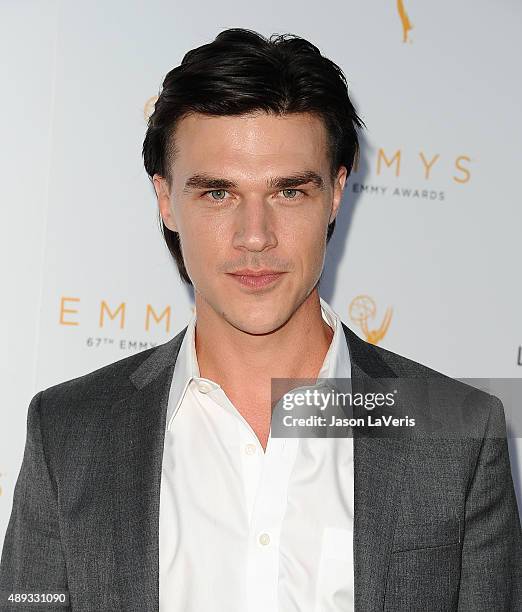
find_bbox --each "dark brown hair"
[143,28,364,284]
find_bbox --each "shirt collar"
[166,297,351,430]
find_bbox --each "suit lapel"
[109,327,187,611]
[342,323,412,611]
[109,322,409,611]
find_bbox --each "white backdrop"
[1,0,521,550]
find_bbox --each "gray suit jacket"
[1,323,521,611]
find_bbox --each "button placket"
[239,426,263,525]
[245,437,298,612]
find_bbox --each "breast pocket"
[392,515,462,552]
[314,527,354,612]
[385,517,463,612]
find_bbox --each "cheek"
[302,236,328,274]
[281,222,328,281]
[281,199,330,235]
[283,206,329,248]
[177,215,227,277]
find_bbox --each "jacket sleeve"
[0,391,70,611]
[457,395,522,611]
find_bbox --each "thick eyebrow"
[269,172,325,190]
[182,170,325,192]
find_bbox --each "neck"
[193,288,334,393]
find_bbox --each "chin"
[224,309,289,336]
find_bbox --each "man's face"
[154,111,347,335]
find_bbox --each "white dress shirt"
[159,297,354,611]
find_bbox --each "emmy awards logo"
[144,95,159,122]
[349,295,393,345]
[397,0,413,43]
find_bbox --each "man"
[1,27,521,612]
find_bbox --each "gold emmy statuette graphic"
[397,0,413,43]
[144,95,159,122]
[349,295,393,345]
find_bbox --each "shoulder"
[27,327,187,458]
[38,325,188,411]
[342,322,454,380]
[40,346,154,407]
[342,323,503,433]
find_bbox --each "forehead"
[171,111,329,177]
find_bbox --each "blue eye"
[202,188,305,202]
[207,190,227,200]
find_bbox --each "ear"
[153,174,178,232]
[329,165,348,224]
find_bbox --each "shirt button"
[245,443,256,455]
[197,381,213,394]
[259,533,271,546]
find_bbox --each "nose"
[232,196,278,252]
